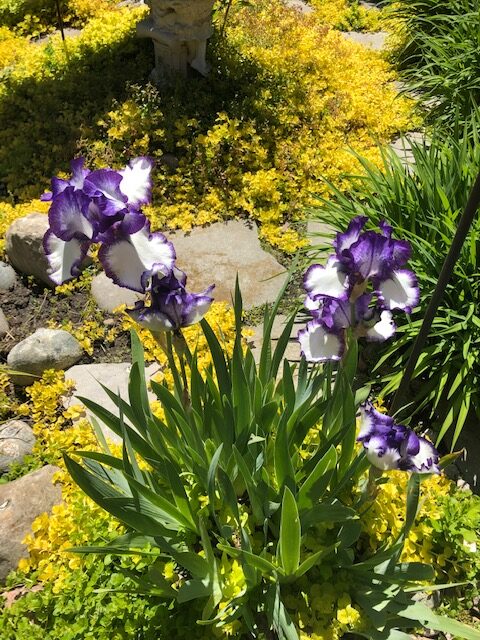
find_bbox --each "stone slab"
[5,213,55,287]
[64,362,160,443]
[342,31,388,51]
[306,220,337,247]
[169,220,286,309]
[0,309,9,338]
[0,465,62,583]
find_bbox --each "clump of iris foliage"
[307,121,480,448]
[384,0,480,129]
[7,156,477,640]
[0,0,412,253]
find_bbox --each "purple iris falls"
[298,217,419,362]
[126,269,215,332]
[357,403,440,474]
[42,156,174,287]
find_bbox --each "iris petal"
[365,310,396,341]
[298,320,344,362]
[119,157,154,208]
[99,225,176,293]
[304,258,348,300]
[377,269,420,312]
[43,230,89,284]
[48,187,93,241]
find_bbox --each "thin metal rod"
[390,169,480,415]
[54,0,66,41]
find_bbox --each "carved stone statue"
[137,0,216,79]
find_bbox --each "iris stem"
[391,169,480,417]
[172,331,192,412]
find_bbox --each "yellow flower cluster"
[0,26,30,68]
[309,0,382,31]
[285,577,367,640]
[359,471,451,567]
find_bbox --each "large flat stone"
[0,465,62,583]
[169,221,285,309]
[64,362,159,443]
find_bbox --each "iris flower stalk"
[299,217,439,475]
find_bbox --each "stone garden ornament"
[137,0,215,79]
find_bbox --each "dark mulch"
[0,275,131,365]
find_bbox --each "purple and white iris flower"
[298,217,419,362]
[42,157,214,332]
[126,269,215,333]
[357,403,440,474]
[42,156,174,287]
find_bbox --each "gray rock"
[64,362,159,443]
[91,272,144,313]
[0,420,36,473]
[5,213,55,287]
[169,220,286,309]
[0,261,17,291]
[7,328,83,386]
[0,465,62,583]
[0,309,9,338]
[342,31,388,51]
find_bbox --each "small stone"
[0,465,62,583]
[7,328,83,386]
[0,262,17,291]
[5,213,55,287]
[91,272,143,313]
[103,318,116,327]
[0,420,36,474]
[169,220,286,309]
[0,309,9,338]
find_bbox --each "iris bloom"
[126,269,215,332]
[43,156,175,287]
[357,403,440,474]
[298,217,419,361]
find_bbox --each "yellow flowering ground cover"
[0,0,413,253]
